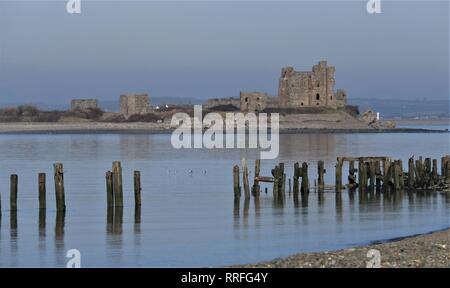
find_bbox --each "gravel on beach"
[239,229,449,268]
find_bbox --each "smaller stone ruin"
[120,94,150,118]
[70,99,99,112]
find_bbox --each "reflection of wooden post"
[301,162,309,194]
[112,161,123,207]
[106,171,114,207]
[38,173,46,209]
[134,171,142,207]
[335,158,343,192]
[252,159,260,197]
[408,157,415,188]
[242,158,250,198]
[10,174,18,210]
[233,165,241,198]
[53,163,66,211]
[317,160,325,193]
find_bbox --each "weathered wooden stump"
[10,174,18,210]
[134,171,142,207]
[112,161,123,207]
[53,163,66,211]
[38,173,46,210]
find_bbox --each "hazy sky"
[0,0,448,105]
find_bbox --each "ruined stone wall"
[278,60,346,109]
[334,89,347,108]
[120,94,150,118]
[70,99,98,111]
[204,97,240,109]
[240,92,270,112]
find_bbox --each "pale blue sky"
[0,0,448,105]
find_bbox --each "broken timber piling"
[38,173,46,210]
[301,162,309,194]
[317,160,325,193]
[252,159,261,197]
[112,161,123,207]
[10,174,18,211]
[106,171,114,207]
[233,165,241,198]
[134,171,142,207]
[53,163,66,211]
[242,158,250,198]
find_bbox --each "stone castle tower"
[278,60,346,108]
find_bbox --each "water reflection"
[54,210,65,267]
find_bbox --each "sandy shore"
[0,122,447,134]
[238,229,449,268]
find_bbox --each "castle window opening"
[330,96,333,100]
[316,93,320,100]
[301,102,304,106]
[245,98,248,102]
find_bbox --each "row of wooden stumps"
[105,161,142,208]
[335,155,450,193]
[233,159,312,204]
[0,161,143,215]
[0,163,66,214]
[233,155,450,201]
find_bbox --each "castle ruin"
[70,99,99,112]
[120,93,150,118]
[238,60,347,112]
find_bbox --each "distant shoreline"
[0,122,448,135]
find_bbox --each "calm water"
[0,132,449,267]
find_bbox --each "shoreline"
[0,122,448,135]
[236,228,450,268]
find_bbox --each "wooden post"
[53,163,66,211]
[375,161,382,190]
[134,171,142,207]
[272,165,279,200]
[424,158,432,187]
[415,159,423,188]
[10,174,18,210]
[368,161,376,191]
[335,158,343,192]
[408,157,415,188]
[293,162,300,196]
[38,173,46,210]
[233,165,241,198]
[301,162,309,194]
[382,158,390,190]
[393,160,401,191]
[317,160,325,193]
[432,159,438,184]
[252,159,261,197]
[106,171,114,207]
[445,159,450,184]
[112,161,123,207]
[279,163,285,199]
[358,159,367,191]
[242,158,250,198]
